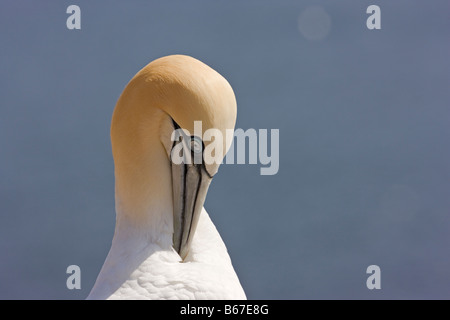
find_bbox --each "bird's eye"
[190,136,203,154]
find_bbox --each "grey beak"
[170,122,213,260]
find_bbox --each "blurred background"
[0,0,449,299]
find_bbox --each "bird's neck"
[89,73,177,299]
[87,166,176,300]
[112,193,173,252]
[103,154,176,273]
[110,87,175,244]
[111,150,174,253]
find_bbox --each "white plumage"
[88,208,245,299]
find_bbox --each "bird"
[87,55,246,300]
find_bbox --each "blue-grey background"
[1,1,449,299]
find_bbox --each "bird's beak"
[170,123,213,260]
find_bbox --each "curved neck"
[110,78,174,247]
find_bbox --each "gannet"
[87,55,246,300]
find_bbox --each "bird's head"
[111,55,236,259]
